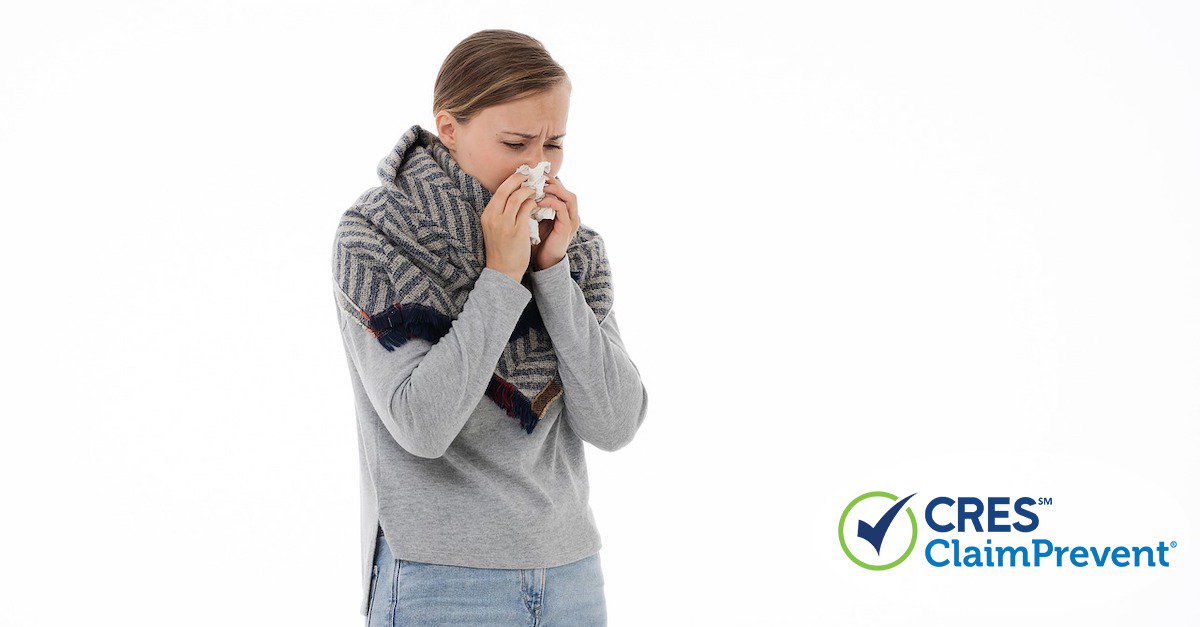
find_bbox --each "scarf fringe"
[363,302,453,351]
[485,375,540,434]
[362,301,541,434]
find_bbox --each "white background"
[2,1,1197,624]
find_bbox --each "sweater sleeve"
[528,254,650,452]
[337,268,533,458]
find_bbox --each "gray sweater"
[333,253,650,616]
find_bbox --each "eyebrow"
[499,131,567,140]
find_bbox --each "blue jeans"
[367,528,607,626]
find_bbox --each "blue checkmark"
[857,492,917,556]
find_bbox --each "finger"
[538,182,577,227]
[494,170,540,218]
[542,180,574,200]
[498,168,537,200]
[564,193,579,225]
[516,194,539,226]
[504,185,537,221]
[537,194,568,216]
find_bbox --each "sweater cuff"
[528,254,571,286]
[479,267,534,306]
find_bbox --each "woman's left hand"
[531,175,580,271]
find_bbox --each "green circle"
[838,491,919,570]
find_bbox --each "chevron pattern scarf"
[332,124,613,434]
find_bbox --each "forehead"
[480,86,569,134]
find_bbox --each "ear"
[434,110,457,150]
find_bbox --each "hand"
[482,169,540,283]
[531,175,580,272]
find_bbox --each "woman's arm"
[529,254,650,451]
[337,268,532,458]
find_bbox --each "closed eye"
[504,142,563,150]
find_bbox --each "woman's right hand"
[482,170,540,283]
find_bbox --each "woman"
[331,29,649,625]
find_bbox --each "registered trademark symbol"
[1171,541,1177,548]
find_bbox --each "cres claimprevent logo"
[840,490,1176,570]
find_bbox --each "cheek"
[480,156,517,193]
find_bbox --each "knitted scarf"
[332,124,613,434]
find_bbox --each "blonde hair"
[433,29,569,124]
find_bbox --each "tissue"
[517,161,556,245]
